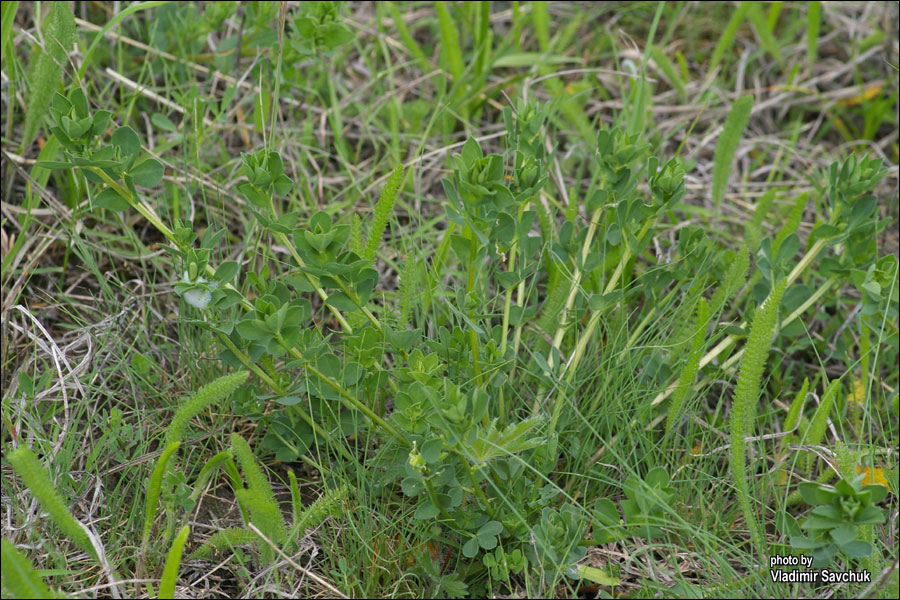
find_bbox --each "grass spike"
[772,193,808,256]
[1,538,57,599]
[364,165,403,262]
[435,2,464,81]
[21,1,75,151]
[744,190,776,253]
[709,246,751,319]
[230,433,279,507]
[190,528,260,560]
[729,277,785,559]
[157,525,189,600]
[666,298,709,432]
[350,213,365,255]
[235,488,286,566]
[291,484,349,540]
[7,446,96,559]
[712,94,754,210]
[165,371,249,447]
[142,442,181,546]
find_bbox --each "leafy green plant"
[14,9,896,594]
[787,475,887,568]
[592,467,676,544]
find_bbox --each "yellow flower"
[856,465,888,488]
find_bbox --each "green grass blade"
[532,1,550,51]
[711,94,754,210]
[806,1,821,68]
[189,451,234,507]
[649,44,687,102]
[803,380,839,471]
[0,1,19,61]
[746,2,783,66]
[707,3,749,78]
[435,2,464,81]
[158,525,189,600]
[386,2,430,71]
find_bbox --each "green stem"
[86,167,405,447]
[464,224,484,390]
[547,207,604,369]
[461,459,496,519]
[218,333,357,465]
[424,478,453,521]
[649,231,840,409]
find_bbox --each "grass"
[2,2,898,599]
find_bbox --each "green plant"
[158,525,190,600]
[192,436,348,567]
[8,5,896,595]
[729,278,785,558]
[591,467,676,544]
[20,2,75,151]
[786,475,887,568]
[7,446,97,559]
[1,538,60,599]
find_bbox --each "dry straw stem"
[246,522,348,598]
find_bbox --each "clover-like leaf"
[130,158,164,187]
[112,125,142,157]
[94,187,131,212]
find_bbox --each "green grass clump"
[2,2,896,598]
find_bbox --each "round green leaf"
[94,187,131,212]
[462,536,480,558]
[111,125,141,157]
[131,158,164,187]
